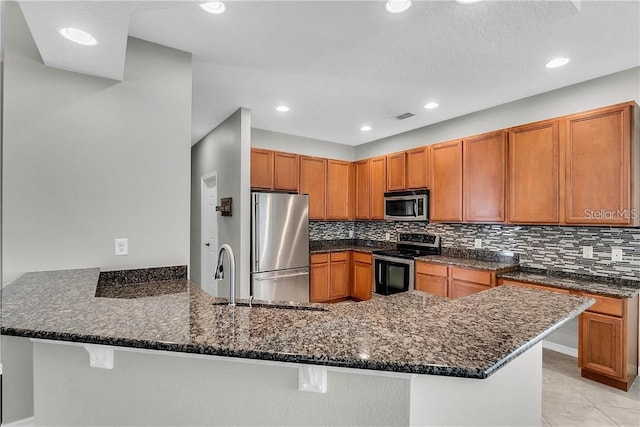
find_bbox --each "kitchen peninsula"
[2,267,593,426]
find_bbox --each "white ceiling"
[17,1,640,146]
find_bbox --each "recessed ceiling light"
[275,105,290,113]
[200,2,226,15]
[58,27,97,46]
[456,0,483,4]
[545,57,571,69]
[386,0,412,14]
[361,125,372,132]
[424,102,439,110]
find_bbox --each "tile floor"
[542,349,640,427]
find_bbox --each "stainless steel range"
[372,233,441,296]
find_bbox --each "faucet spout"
[213,244,236,306]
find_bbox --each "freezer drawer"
[251,267,310,303]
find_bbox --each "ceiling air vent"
[394,112,415,120]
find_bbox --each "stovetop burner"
[373,233,441,260]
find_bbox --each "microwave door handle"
[412,200,418,216]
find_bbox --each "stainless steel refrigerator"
[251,192,309,302]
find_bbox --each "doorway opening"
[201,173,218,296]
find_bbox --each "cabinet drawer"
[310,253,329,264]
[583,293,624,317]
[450,267,492,286]
[330,251,349,262]
[416,274,448,297]
[416,262,448,277]
[353,251,372,264]
[501,279,570,294]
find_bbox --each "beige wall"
[1,2,192,422]
[191,108,251,297]
[2,3,192,286]
[356,67,640,159]
[252,127,354,161]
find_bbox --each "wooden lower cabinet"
[449,280,490,299]
[499,278,639,391]
[580,312,624,380]
[310,254,330,302]
[310,251,372,302]
[415,261,497,298]
[415,261,448,297]
[329,252,350,300]
[352,252,373,301]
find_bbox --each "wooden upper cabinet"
[386,152,406,191]
[299,156,327,220]
[250,148,274,189]
[354,159,370,220]
[370,156,387,220]
[430,140,463,222]
[563,103,637,226]
[507,119,560,224]
[273,151,299,191]
[406,147,429,189]
[327,159,351,220]
[463,131,506,223]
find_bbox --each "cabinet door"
[329,252,349,299]
[463,131,506,222]
[580,312,624,380]
[449,280,490,299]
[299,156,327,220]
[353,254,372,301]
[327,160,351,220]
[430,140,463,222]
[370,156,387,220]
[415,274,448,297]
[386,152,406,191]
[310,255,329,303]
[406,147,429,189]
[250,148,274,189]
[564,104,633,225]
[507,119,559,223]
[355,160,370,220]
[274,151,299,191]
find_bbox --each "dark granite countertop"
[1,268,593,379]
[309,239,393,254]
[415,255,519,272]
[498,268,640,299]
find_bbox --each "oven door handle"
[372,255,414,265]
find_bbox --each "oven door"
[373,255,415,296]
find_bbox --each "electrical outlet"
[474,239,482,249]
[115,238,128,256]
[385,232,390,241]
[348,230,354,238]
[611,248,623,262]
[582,246,593,259]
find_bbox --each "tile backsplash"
[309,221,640,280]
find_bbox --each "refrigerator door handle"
[254,271,309,281]
[252,196,259,272]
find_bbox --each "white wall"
[356,67,640,159]
[191,108,251,298]
[2,2,192,286]
[1,3,192,423]
[252,127,354,161]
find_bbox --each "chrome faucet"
[213,244,236,306]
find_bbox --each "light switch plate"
[474,239,482,249]
[115,238,128,256]
[385,232,390,241]
[582,246,593,259]
[611,248,623,262]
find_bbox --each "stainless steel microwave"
[384,189,429,221]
